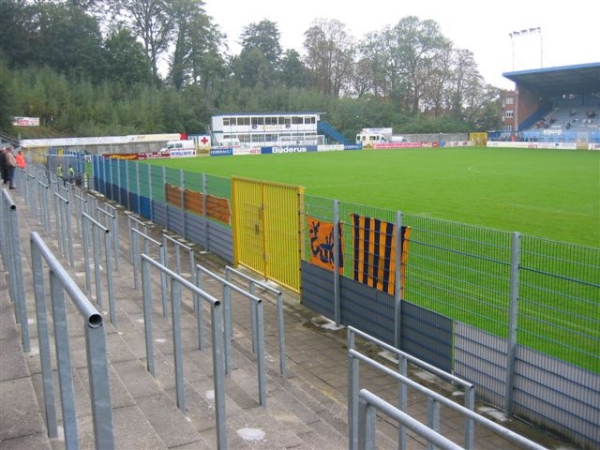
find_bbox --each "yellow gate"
[232,177,304,292]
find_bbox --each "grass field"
[148,147,599,247]
[141,146,599,371]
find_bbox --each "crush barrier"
[30,231,114,449]
[347,326,547,450]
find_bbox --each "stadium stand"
[494,62,600,145]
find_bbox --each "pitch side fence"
[91,155,599,450]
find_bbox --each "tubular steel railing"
[140,254,228,449]
[30,231,114,449]
[347,326,475,449]
[81,211,116,324]
[130,227,168,316]
[0,188,30,352]
[225,265,287,377]
[196,263,267,405]
[347,337,548,450]
[358,389,463,450]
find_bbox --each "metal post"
[394,211,404,348]
[505,232,521,415]
[202,173,208,251]
[171,279,185,412]
[333,199,341,326]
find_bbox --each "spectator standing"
[16,149,26,169]
[0,148,7,184]
[68,165,75,184]
[5,147,17,189]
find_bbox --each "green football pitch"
[148,146,599,248]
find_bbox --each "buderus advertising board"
[262,145,318,154]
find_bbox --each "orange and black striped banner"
[307,216,344,274]
[351,214,410,295]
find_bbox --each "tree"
[109,0,174,79]
[0,0,37,68]
[0,59,15,130]
[167,0,227,94]
[280,49,311,89]
[239,20,282,68]
[230,47,273,89]
[33,2,105,82]
[388,17,452,114]
[303,18,356,97]
[231,20,283,89]
[102,27,153,89]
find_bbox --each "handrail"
[225,265,287,376]
[348,348,548,450]
[81,211,116,324]
[348,326,475,448]
[130,226,168,316]
[358,389,463,450]
[30,231,114,449]
[196,263,267,405]
[140,254,227,450]
[163,233,195,281]
[0,188,30,351]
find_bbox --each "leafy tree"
[167,0,227,97]
[109,0,174,79]
[0,0,37,68]
[303,18,356,97]
[239,20,282,67]
[280,49,311,89]
[0,5,506,138]
[231,20,283,89]
[231,47,274,89]
[32,2,105,82]
[388,16,452,114]
[0,59,15,130]
[103,28,153,89]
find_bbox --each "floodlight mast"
[509,27,543,71]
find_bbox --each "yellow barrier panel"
[469,132,488,147]
[232,177,303,292]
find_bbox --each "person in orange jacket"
[15,149,26,169]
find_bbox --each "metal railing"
[163,233,195,282]
[130,227,168,316]
[347,331,548,450]
[140,254,228,449]
[348,326,475,449]
[196,263,266,405]
[225,265,287,377]
[81,211,116,324]
[358,389,463,450]
[0,188,30,352]
[30,231,114,449]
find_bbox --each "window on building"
[505,110,514,119]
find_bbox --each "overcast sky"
[204,0,600,90]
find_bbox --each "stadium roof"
[502,62,600,97]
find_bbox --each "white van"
[159,140,196,154]
[356,132,388,147]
